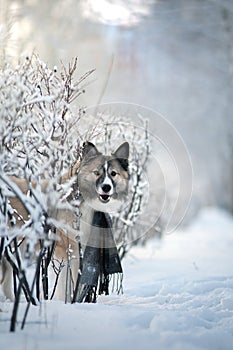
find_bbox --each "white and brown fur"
[0,141,129,301]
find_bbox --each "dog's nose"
[102,184,111,193]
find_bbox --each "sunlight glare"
[81,0,153,27]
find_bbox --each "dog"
[78,141,129,242]
[0,141,129,302]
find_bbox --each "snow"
[1,207,233,349]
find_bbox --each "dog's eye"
[111,171,117,177]
[93,170,100,176]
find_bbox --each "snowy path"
[1,208,233,350]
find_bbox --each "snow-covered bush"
[81,113,156,258]
[0,55,92,330]
[0,55,152,331]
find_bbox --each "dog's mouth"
[98,194,111,203]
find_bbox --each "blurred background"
[0,0,232,222]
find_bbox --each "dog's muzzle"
[98,184,113,203]
[99,194,111,203]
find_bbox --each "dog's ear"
[113,142,129,171]
[82,141,100,159]
[113,142,129,160]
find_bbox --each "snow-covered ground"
[1,207,233,350]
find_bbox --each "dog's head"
[78,141,129,211]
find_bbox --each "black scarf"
[74,211,123,303]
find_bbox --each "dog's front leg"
[0,256,14,301]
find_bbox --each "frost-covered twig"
[72,235,83,303]
[50,258,65,300]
